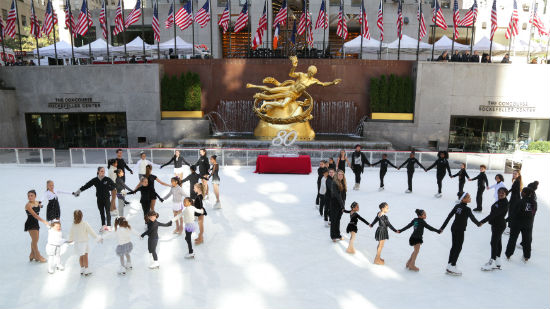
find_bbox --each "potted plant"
[161,72,203,118]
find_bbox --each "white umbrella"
[158,36,197,54]
[433,35,469,50]
[386,34,432,50]
[74,38,114,56]
[473,36,507,51]
[33,41,78,58]
[112,36,153,53]
[343,35,386,53]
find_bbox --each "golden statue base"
[254,120,315,140]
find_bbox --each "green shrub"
[369,78,379,113]
[369,74,414,113]
[160,72,202,111]
[526,141,550,153]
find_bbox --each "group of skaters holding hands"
[23,148,222,275]
[316,147,539,275]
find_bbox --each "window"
[441,0,451,8]
[217,0,227,6]
[21,15,27,26]
[2,9,7,21]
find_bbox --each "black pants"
[352,167,362,184]
[329,205,342,239]
[448,230,465,266]
[319,194,327,218]
[315,180,321,205]
[476,187,485,210]
[437,173,445,194]
[379,170,387,187]
[140,200,151,221]
[505,220,533,259]
[490,224,506,259]
[407,170,414,191]
[185,231,193,254]
[97,196,111,226]
[457,180,465,198]
[148,238,158,260]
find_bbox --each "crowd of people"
[436,50,513,63]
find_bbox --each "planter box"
[161,111,204,119]
[370,113,414,121]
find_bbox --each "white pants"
[46,244,64,272]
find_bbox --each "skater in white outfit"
[179,197,204,258]
[135,152,154,180]
[488,174,506,202]
[114,217,136,274]
[68,210,103,276]
[163,177,186,234]
[46,220,68,274]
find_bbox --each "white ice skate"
[405,190,412,193]
[481,259,498,271]
[125,261,133,270]
[446,264,462,276]
[83,268,92,276]
[495,257,502,269]
[214,201,222,209]
[118,265,127,275]
[378,187,384,191]
[48,268,55,274]
[516,243,523,249]
[56,264,64,271]
[353,184,360,190]
[185,253,195,259]
[149,261,160,269]
[504,227,510,235]
[80,267,85,275]
[434,193,442,198]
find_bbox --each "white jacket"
[181,206,203,224]
[114,227,139,245]
[488,181,507,202]
[108,166,117,183]
[47,228,66,246]
[135,159,153,175]
[69,221,99,243]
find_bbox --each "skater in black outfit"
[318,168,329,221]
[315,161,326,205]
[324,168,335,227]
[451,163,470,202]
[398,209,440,271]
[141,211,172,269]
[328,158,336,170]
[469,165,489,212]
[398,152,426,193]
[479,187,509,271]
[73,167,117,231]
[25,190,49,263]
[505,187,537,262]
[371,154,398,190]
[128,178,164,223]
[134,165,170,213]
[329,169,347,241]
[350,145,370,190]
[370,202,399,265]
[508,169,522,205]
[42,180,72,222]
[194,148,211,196]
[193,183,207,245]
[336,150,350,174]
[439,193,481,275]
[426,151,452,198]
[181,165,208,200]
[115,149,133,182]
[160,150,190,180]
[343,202,370,254]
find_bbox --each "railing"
[0,148,56,166]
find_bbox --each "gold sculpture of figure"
[246,56,341,140]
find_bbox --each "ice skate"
[353,183,359,190]
[495,257,502,269]
[56,264,64,271]
[214,201,222,209]
[434,193,442,198]
[473,208,482,212]
[481,259,498,271]
[374,257,384,265]
[149,261,160,269]
[446,264,462,276]
[325,221,330,228]
[405,189,412,193]
[83,268,92,276]
[125,261,133,270]
[185,253,195,259]
[48,268,55,274]
[118,265,127,275]
[378,187,384,191]
[80,267,85,275]
[516,244,523,249]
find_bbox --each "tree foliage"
[2,25,59,51]
[369,74,415,113]
[161,72,202,111]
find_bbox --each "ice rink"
[1,161,548,309]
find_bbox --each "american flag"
[297,0,311,36]
[273,0,287,27]
[195,0,210,28]
[530,4,547,36]
[218,0,230,32]
[0,15,4,42]
[460,0,477,26]
[76,0,93,36]
[125,0,142,28]
[359,1,370,39]
[153,1,160,41]
[252,1,267,50]
[43,0,58,37]
[452,0,459,38]
[99,0,107,39]
[5,0,17,39]
[505,0,519,39]
[64,0,76,37]
[113,0,124,35]
[165,2,174,28]
[490,0,497,40]
[234,0,248,33]
[418,1,427,40]
[377,0,384,41]
[432,0,447,30]
[307,20,313,46]
[336,0,347,39]
[30,0,41,38]
[315,0,328,30]
[175,1,193,30]
[396,0,403,40]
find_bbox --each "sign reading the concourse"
[47,97,101,109]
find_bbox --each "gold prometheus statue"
[246,56,341,140]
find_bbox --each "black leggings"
[457,180,465,198]
[437,173,445,194]
[319,194,329,221]
[505,221,533,259]
[141,200,151,221]
[352,167,362,184]
[448,230,465,266]
[407,170,414,191]
[97,197,111,226]
[379,170,387,187]
[185,231,193,254]
[148,238,158,260]
[490,225,506,259]
[476,187,485,210]
[329,204,342,240]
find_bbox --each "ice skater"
[336,150,350,174]
[46,220,69,274]
[508,170,523,205]
[42,180,72,222]
[329,169,347,241]
[140,210,173,269]
[182,165,208,200]
[73,167,117,232]
[397,209,440,271]
[107,159,118,183]
[135,164,170,212]
[398,152,426,193]
[208,155,221,208]
[115,149,133,182]
[160,150,190,180]
[479,187,509,271]
[328,157,336,170]
[194,149,211,197]
[180,197,204,258]
[439,193,481,276]
[425,151,452,198]
[488,174,506,202]
[128,177,164,223]
[115,169,132,217]
[370,202,399,265]
[469,165,489,212]
[318,168,329,223]
[114,217,135,274]
[193,183,207,245]
[343,202,370,254]
[68,210,103,276]
[505,187,537,262]
[324,168,335,227]
[315,160,326,206]
[350,145,370,190]
[371,154,398,190]
[25,190,49,263]
[135,152,153,180]
[163,177,185,234]
[451,163,469,203]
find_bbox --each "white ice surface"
[1,162,548,309]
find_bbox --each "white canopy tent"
[433,35,470,50]
[343,35,386,53]
[473,36,507,52]
[74,38,114,56]
[112,36,153,53]
[386,34,432,50]
[33,41,80,58]
[157,36,197,54]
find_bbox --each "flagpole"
[32,0,40,65]
[52,4,59,63]
[35,35,41,65]
[341,0,344,59]
[470,17,476,54]
[378,0,382,60]
[68,0,75,64]
[172,0,176,57]
[489,37,493,60]
[86,0,92,62]
[156,0,160,59]
[247,0,251,57]
[141,0,145,59]
[265,0,268,50]
[323,0,327,58]
[229,0,232,58]
[191,0,195,57]
[121,0,128,62]
[105,0,110,62]
[397,0,401,60]
[416,2,421,61]
[545,36,549,62]
[209,0,213,57]
[431,25,435,60]
[360,0,363,59]
[305,0,308,53]
[13,0,23,54]
[526,0,536,63]
[285,0,289,57]
[1,26,6,60]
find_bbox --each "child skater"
[135,152,153,180]
[160,149,190,180]
[208,155,221,208]
[194,149,211,197]
[115,169,132,217]
[114,148,133,182]
[181,197,204,258]
[68,210,103,276]
[398,152,426,193]
[140,211,173,269]
[344,202,370,254]
[114,217,135,275]
[163,177,185,234]
[25,190,49,263]
[505,187,537,262]
[182,165,208,200]
[488,174,506,202]
[328,158,336,170]
[425,151,452,198]
[370,202,399,265]
[107,159,118,183]
[469,165,489,212]
[315,161,326,206]
[371,154,398,191]
[193,183,207,245]
[318,168,329,222]
[479,187,509,271]
[46,220,68,274]
[451,163,469,203]
[336,150,351,174]
[350,145,370,190]
[397,209,441,271]
[439,193,481,276]
[42,180,72,222]
[128,178,164,223]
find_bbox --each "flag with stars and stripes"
[336,1,347,39]
[113,0,124,35]
[99,0,108,39]
[234,0,248,33]
[30,0,41,38]
[125,0,142,28]
[43,0,58,37]
[175,0,193,30]
[418,1,427,40]
[5,0,17,38]
[432,0,447,30]
[460,0,477,26]
[505,0,519,39]
[64,0,76,37]
[218,0,230,32]
[153,1,160,41]
[377,0,384,41]
[165,1,174,28]
[452,0,460,38]
[490,0,497,40]
[315,0,328,29]
[195,0,210,28]
[359,1,371,39]
[273,0,287,27]
[76,0,93,36]
[297,0,311,36]
[396,0,403,39]
[252,1,267,50]
[530,4,547,36]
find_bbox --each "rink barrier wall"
[0,148,56,166]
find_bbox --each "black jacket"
[399,158,425,172]
[399,218,439,239]
[508,178,521,204]
[507,196,537,225]
[195,155,210,176]
[330,180,345,211]
[80,177,116,199]
[141,220,172,239]
[371,159,397,172]
[350,151,370,172]
[161,155,190,169]
[480,198,509,227]
[115,177,132,193]
[452,168,470,182]
[128,185,162,202]
[427,158,452,176]
[440,202,480,232]
[116,158,133,173]
[471,172,489,189]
